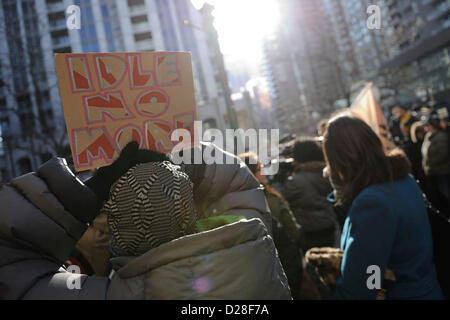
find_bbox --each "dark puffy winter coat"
[401,139,425,184]
[0,158,108,299]
[282,161,337,252]
[422,130,450,176]
[0,144,290,300]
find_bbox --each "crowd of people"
[391,106,450,214]
[0,106,449,300]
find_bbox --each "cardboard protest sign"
[349,83,394,151]
[54,52,197,171]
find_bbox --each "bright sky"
[191,0,280,77]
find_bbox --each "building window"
[104,22,113,37]
[108,39,116,52]
[0,99,6,113]
[101,4,109,18]
[0,118,10,136]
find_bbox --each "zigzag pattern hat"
[103,161,197,256]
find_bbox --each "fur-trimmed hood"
[388,149,412,181]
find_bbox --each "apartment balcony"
[49,18,66,31]
[53,46,72,54]
[128,5,147,17]
[135,39,154,51]
[52,35,70,48]
[132,22,150,34]
[46,1,65,13]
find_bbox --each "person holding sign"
[0,140,291,299]
[0,50,291,300]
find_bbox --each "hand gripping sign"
[55,52,197,171]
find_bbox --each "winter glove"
[305,247,343,291]
[75,213,112,276]
[84,141,169,216]
[305,247,396,300]
[173,144,206,194]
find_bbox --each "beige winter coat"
[107,218,291,300]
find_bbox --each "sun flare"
[192,0,280,62]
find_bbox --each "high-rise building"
[0,0,232,182]
[323,0,450,108]
[263,0,345,135]
[263,33,304,135]
[149,0,230,131]
[225,57,252,94]
[335,0,390,74]
[323,0,391,91]
[231,86,275,132]
[382,0,450,106]
[199,3,236,128]
[0,0,67,181]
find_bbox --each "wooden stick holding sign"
[54,52,197,171]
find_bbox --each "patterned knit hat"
[103,161,198,256]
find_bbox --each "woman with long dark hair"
[323,116,443,300]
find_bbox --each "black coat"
[0,158,109,299]
[401,139,425,185]
[281,162,337,251]
[422,130,450,176]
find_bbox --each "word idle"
[63,52,195,169]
